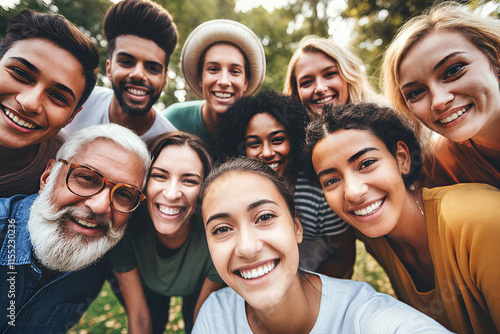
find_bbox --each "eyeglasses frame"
[59,159,146,213]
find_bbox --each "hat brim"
[181,19,266,98]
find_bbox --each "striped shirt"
[294,171,349,239]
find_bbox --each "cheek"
[246,147,259,158]
[207,241,230,274]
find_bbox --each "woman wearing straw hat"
[164,20,266,156]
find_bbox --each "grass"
[68,240,392,333]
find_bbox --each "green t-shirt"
[163,101,224,159]
[107,215,222,298]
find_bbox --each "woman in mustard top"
[306,102,500,333]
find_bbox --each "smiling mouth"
[214,92,234,99]
[2,106,38,129]
[158,205,185,216]
[237,259,279,280]
[352,198,384,216]
[267,162,281,171]
[71,217,99,229]
[314,96,333,104]
[126,88,148,96]
[439,104,471,124]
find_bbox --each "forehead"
[296,51,337,74]
[202,171,284,215]
[71,139,144,188]
[153,144,203,172]
[246,113,285,133]
[313,129,385,161]
[400,30,482,76]
[2,37,86,100]
[111,34,167,66]
[204,43,245,64]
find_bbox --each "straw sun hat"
[181,19,266,98]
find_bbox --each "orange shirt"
[423,137,500,188]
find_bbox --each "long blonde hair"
[284,35,378,106]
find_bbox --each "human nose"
[16,85,44,114]
[129,63,147,81]
[430,84,453,112]
[260,142,274,160]
[84,187,113,215]
[343,174,368,203]
[314,78,327,95]
[235,225,263,259]
[217,69,231,86]
[162,181,181,201]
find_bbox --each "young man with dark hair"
[0,9,99,197]
[65,0,178,141]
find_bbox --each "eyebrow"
[150,166,201,179]
[10,57,39,73]
[116,51,164,70]
[317,147,378,178]
[205,199,278,226]
[11,57,77,102]
[245,130,286,140]
[434,51,464,71]
[400,51,465,91]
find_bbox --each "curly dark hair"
[305,102,423,187]
[215,90,309,175]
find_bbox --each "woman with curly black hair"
[215,90,355,278]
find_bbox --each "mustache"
[121,79,154,92]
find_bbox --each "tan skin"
[313,130,435,292]
[113,145,224,334]
[203,172,322,333]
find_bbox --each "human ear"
[395,141,411,175]
[106,59,112,80]
[39,159,56,191]
[294,214,303,244]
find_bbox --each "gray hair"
[56,124,151,188]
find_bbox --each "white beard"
[27,166,127,272]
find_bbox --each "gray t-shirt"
[193,273,451,333]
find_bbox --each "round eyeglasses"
[59,159,145,213]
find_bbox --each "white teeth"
[268,162,280,170]
[159,206,182,216]
[3,109,36,129]
[353,199,383,216]
[75,218,98,228]
[214,92,232,98]
[315,96,333,104]
[439,105,470,124]
[239,261,277,279]
[127,88,147,96]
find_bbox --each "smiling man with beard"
[64,0,178,141]
[0,123,150,333]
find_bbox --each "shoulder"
[193,287,244,333]
[164,100,204,117]
[424,183,499,219]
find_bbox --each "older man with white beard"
[0,123,150,333]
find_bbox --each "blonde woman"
[382,2,500,188]
[284,35,378,118]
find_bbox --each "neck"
[155,220,192,250]
[108,98,155,136]
[247,273,321,334]
[201,102,218,134]
[387,190,435,291]
[469,111,500,167]
[0,144,39,176]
